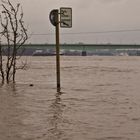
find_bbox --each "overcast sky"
[5,0,140,44]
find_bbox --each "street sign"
[49,8,72,91]
[49,9,58,26]
[60,7,72,28]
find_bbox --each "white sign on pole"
[60,7,72,28]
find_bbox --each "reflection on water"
[1,56,140,140]
[48,93,66,140]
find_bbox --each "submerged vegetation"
[0,0,28,84]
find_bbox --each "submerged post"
[55,10,61,92]
[49,9,61,92]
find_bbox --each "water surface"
[0,56,140,140]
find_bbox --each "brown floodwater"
[0,56,140,140]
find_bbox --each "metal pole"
[55,10,61,92]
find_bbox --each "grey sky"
[7,0,140,43]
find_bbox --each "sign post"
[55,10,61,92]
[49,8,72,92]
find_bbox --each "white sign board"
[60,7,72,28]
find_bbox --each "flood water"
[1,56,140,140]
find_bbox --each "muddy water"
[1,56,140,140]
